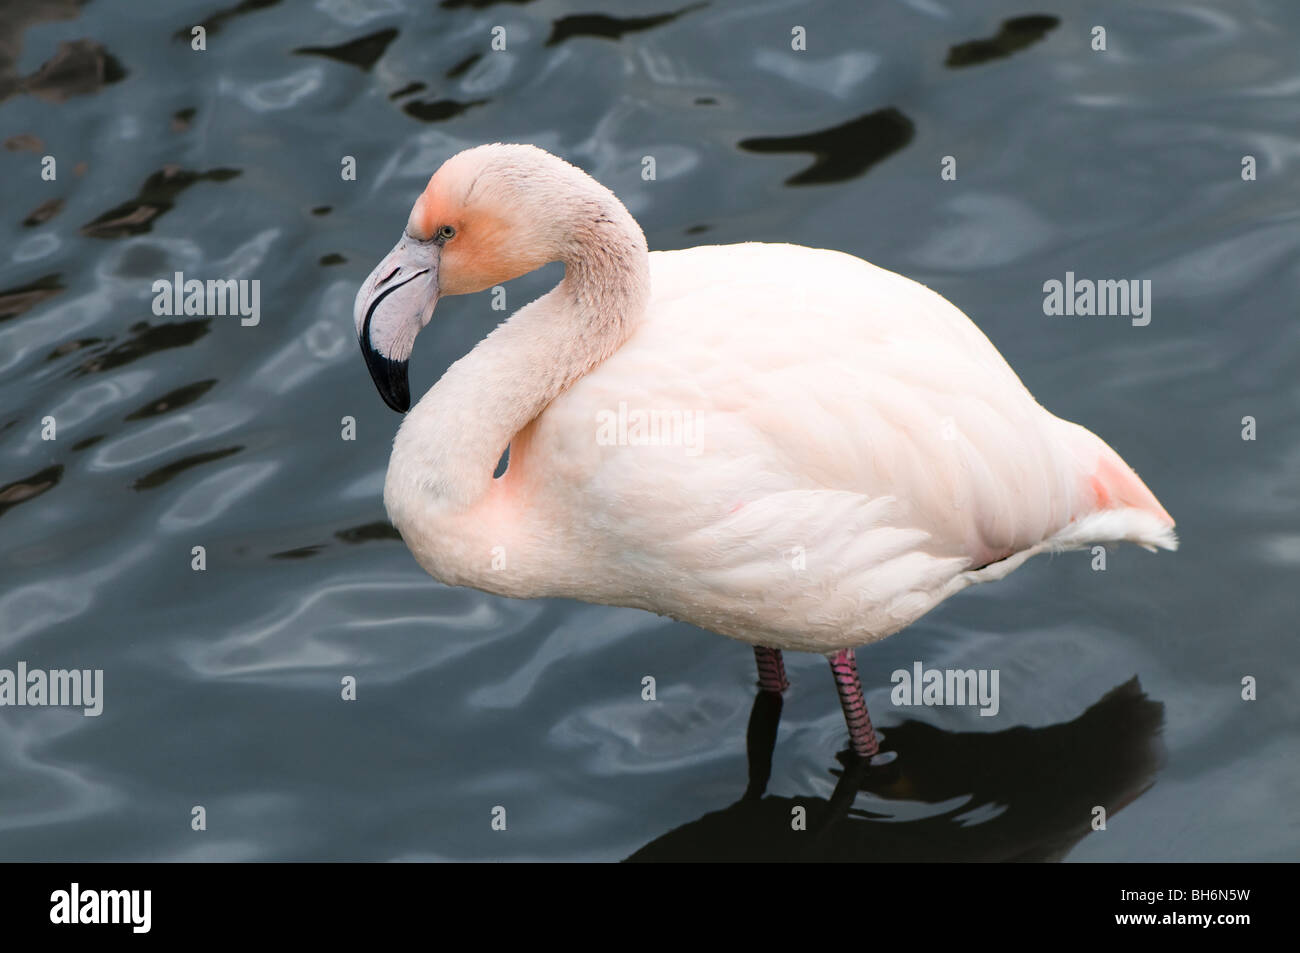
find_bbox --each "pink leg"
[753,646,789,694]
[830,648,880,758]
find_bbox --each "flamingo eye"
[437,225,456,241]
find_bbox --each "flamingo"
[353,143,1176,764]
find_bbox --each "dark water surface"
[0,0,1296,861]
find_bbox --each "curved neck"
[386,207,649,514]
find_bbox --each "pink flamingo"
[354,144,1176,763]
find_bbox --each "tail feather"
[1053,420,1178,553]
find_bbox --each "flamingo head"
[353,143,575,412]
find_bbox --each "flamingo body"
[384,242,1173,653]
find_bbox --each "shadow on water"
[389,81,427,100]
[945,15,1060,69]
[266,521,402,560]
[173,0,283,41]
[123,379,219,421]
[383,25,492,122]
[171,106,197,132]
[64,318,212,376]
[294,28,398,72]
[0,464,63,520]
[22,196,62,227]
[334,521,401,544]
[403,97,488,123]
[132,445,243,491]
[627,678,1163,862]
[9,38,125,105]
[445,54,480,80]
[0,272,63,323]
[0,1,125,106]
[739,108,915,186]
[546,3,706,47]
[80,166,242,239]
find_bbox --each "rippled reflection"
[124,379,219,420]
[67,319,212,376]
[945,15,1060,69]
[133,445,243,491]
[546,4,705,47]
[0,272,62,322]
[739,108,915,185]
[294,28,397,71]
[175,0,285,41]
[80,168,242,240]
[629,679,1163,862]
[0,464,62,520]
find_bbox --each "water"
[1,0,1296,861]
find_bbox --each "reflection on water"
[133,445,243,491]
[0,0,1296,861]
[630,679,1163,862]
[402,96,488,124]
[124,379,218,420]
[0,464,63,519]
[80,167,243,240]
[945,15,1060,69]
[22,196,62,227]
[174,0,285,41]
[739,107,915,186]
[294,29,398,72]
[0,272,62,321]
[66,319,212,376]
[0,0,126,107]
[20,38,126,103]
[545,4,706,47]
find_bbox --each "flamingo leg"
[753,646,789,694]
[830,648,880,759]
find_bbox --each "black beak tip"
[379,374,410,414]
[360,337,410,414]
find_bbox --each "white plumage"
[355,143,1175,756]
[389,242,1173,653]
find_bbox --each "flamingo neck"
[385,204,650,522]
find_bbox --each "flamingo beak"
[354,236,440,413]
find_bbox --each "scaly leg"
[753,646,789,694]
[829,648,880,759]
